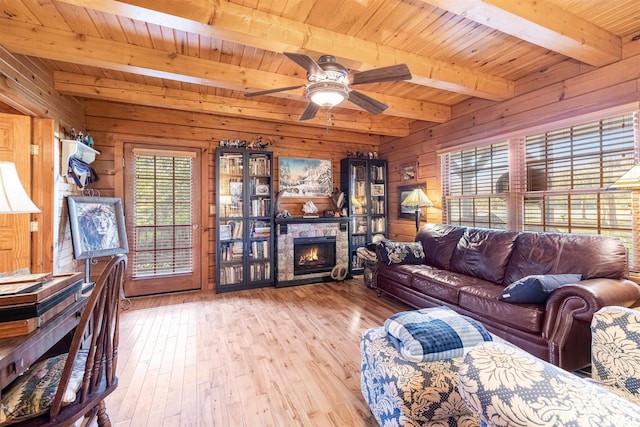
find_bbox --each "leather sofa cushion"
[415,224,466,270]
[412,269,495,304]
[503,232,629,285]
[450,228,519,284]
[458,283,544,334]
[377,264,421,288]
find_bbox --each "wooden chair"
[0,254,127,427]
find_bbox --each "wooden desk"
[0,295,88,396]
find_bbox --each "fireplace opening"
[294,236,337,275]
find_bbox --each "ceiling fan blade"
[348,90,388,115]
[244,85,305,98]
[350,64,412,85]
[299,102,320,121]
[284,52,325,77]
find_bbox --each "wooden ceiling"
[1,0,639,137]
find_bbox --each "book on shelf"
[251,198,271,216]
[371,165,385,181]
[220,265,243,285]
[249,156,271,176]
[219,154,244,175]
[251,240,270,259]
[249,262,271,281]
[229,241,243,261]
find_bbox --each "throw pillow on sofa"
[384,306,493,362]
[379,240,425,265]
[498,273,582,304]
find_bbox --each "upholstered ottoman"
[360,326,479,427]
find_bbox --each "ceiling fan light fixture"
[307,81,349,108]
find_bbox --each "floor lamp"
[401,188,433,232]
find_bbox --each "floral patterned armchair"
[458,306,640,427]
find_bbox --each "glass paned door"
[124,145,202,297]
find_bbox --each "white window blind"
[444,141,509,229]
[441,111,639,270]
[523,114,635,249]
[133,150,194,277]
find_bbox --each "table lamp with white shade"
[0,161,40,214]
[401,188,433,232]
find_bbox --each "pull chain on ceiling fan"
[245,53,412,121]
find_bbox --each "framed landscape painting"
[278,157,332,197]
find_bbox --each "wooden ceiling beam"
[420,0,621,67]
[53,71,412,137]
[0,17,448,123]
[54,0,514,101]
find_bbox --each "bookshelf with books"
[216,148,274,292]
[340,157,387,275]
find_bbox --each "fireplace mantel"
[275,216,349,224]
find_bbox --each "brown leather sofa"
[376,223,640,371]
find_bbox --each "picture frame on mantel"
[398,184,423,220]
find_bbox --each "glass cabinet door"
[349,160,368,215]
[341,157,388,274]
[248,152,273,284]
[218,152,245,287]
[216,148,274,292]
[370,161,386,235]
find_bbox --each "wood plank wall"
[380,47,640,242]
[84,99,381,290]
[0,49,86,276]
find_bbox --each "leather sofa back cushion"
[415,224,466,270]
[450,229,519,284]
[502,232,628,285]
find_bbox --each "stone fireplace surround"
[275,217,349,287]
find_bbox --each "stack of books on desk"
[0,272,83,339]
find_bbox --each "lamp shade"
[402,188,433,232]
[401,188,433,209]
[0,162,40,213]
[609,163,640,190]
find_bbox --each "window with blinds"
[133,151,194,277]
[523,114,635,248]
[444,141,509,229]
[441,111,639,269]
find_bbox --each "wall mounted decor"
[400,162,417,181]
[279,157,332,197]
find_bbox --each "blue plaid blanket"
[384,307,493,362]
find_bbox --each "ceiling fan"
[244,53,412,121]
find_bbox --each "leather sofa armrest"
[545,278,640,329]
[542,278,640,370]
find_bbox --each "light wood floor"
[104,279,408,426]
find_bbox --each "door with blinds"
[123,145,202,297]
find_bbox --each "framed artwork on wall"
[67,196,129,260]
[278,157,333,197]
[400,162,417,181]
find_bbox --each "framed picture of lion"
[67,196,129,260]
